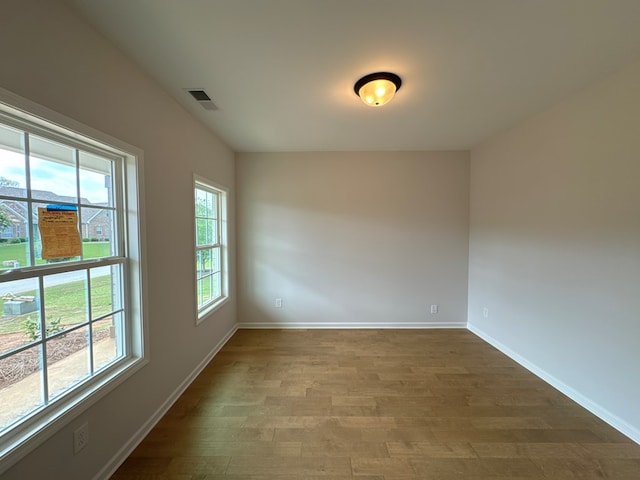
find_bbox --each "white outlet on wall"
[482,307,489,319]
[275,298,283,308]
[430,304,438,314]
[73,422,89,455]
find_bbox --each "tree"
[0,206,11,231]
[0,177,19,233]
[0,176,19,187]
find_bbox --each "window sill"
[196,296,230,325]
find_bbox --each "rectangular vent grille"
[188,90,210,101]
[185,89,218,111]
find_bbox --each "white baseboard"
[237,321,467,329]
[468,323,640,445]
[93,324,238,480]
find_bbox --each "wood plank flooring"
[111,329,640,479]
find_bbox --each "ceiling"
[68,0,640,152]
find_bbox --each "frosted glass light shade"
[358,79,396,106]
[354,72,402,107]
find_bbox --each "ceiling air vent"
[185,88,218,111]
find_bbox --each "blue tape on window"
[46,205,77,211]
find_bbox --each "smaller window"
[194,177,228,321]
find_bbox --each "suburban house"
[0,1,638,479]
[0,186,111,241]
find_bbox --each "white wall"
[236,151,469,328]
[468,61,640,441]
[0,1,236,478]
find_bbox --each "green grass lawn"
[0,275,113,336]
[0,243,29,267]
[0,241,114,339]
[83,242,112,259]
[0,241,111,269]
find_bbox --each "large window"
[194,177,228,321]
[0,90,145,469]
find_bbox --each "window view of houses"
[1,184,111,237]
[0,183,113,269]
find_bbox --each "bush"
[46,257,74,263]
[23,316,64,341]
[9,238,22,244]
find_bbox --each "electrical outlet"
[74,422,89,454]
[275,298,283,308]
[482,307,489,319]
[430,304,438,314]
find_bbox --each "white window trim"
[0,87,149,475]
[193,175,229,324]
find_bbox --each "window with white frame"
[0,91,145,468]
[194,177,228,320]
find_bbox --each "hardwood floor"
[111,329,640,479]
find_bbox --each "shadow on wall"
[239,202,465,326]
[236,152,470,327]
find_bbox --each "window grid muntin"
[0,114,128,434]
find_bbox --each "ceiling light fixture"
[354,72,402,107]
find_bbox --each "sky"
[0,148,108,204]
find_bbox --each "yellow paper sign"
[38,207,82,259]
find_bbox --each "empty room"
[0,1,639,479]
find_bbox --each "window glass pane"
[0,344,44,430]
[210,219,218,244]
[90,265,119,320]
[209,191,218,219]
[196,248,213,278]
[196,246,214,308]
[0,278,41,356]
[46,325,90,399]
[196,218,216,246]
[195,218,205,246]
[195,188,210,218]
[43,272,88,336]
[211,247,221,273]
[0,201,31,267]
[92,316,119,371]
[197,275,213,308]
[196,188,218,219]
[29,136,77,203]
[111,264,123,312]
[111,310,125,358]
[79,151,113,206]
[81,207,113,254]
[0,124,27,197]
[212,272,222,300]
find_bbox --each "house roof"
[0,186,106,224]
